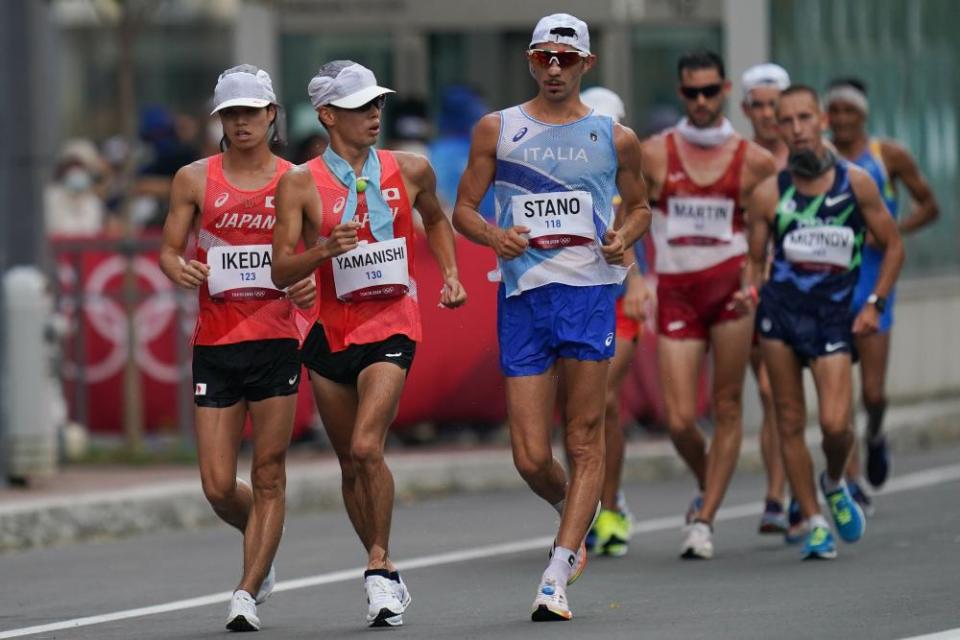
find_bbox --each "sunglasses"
[338,95,387,113]
[527,48,589,69]
[680,83,724,100]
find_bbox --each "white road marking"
[2,463,959,639]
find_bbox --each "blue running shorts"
[497,283,618,377]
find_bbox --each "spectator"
[44,140,107,237]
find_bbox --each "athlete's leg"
[309,376,373,547]
[351,362,407,570]
[809,354,855,484]
[697,314,753,524]
[657,336,708,489]
[195,402,252,531]
[557,358,609,550]
[236,394,297,595]
[601,338,636,510]
[851,331,891,457]
[761,338,818,519]
[506,367,568,508]
[753,348,785,503]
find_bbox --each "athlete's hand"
[490,225,529,260]
[286,276,316,310]
[731,285,760,316]
[852,305,880,335]
[177,258,209,289]
[601,230,625,265]
[439,276,467,309]
[622,273,650,322]
[321,221,360,258]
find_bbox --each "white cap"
[581,87,625,123]
[529,13,591,55]
[308,61,395,110]
[741,63,791,99]
[210,65,277,115]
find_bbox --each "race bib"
[332,238,409,302]
[783,225,855,271]
[512,191,596,250]
[666,196,735,245]
[207,244,283,301]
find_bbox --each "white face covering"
[207,119,224,147]
[675,117,735,147]
[63,167,93,193]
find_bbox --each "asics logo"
[824,342,846,353]
[604,333,614,347]
[761,318,772,332]
[512,127,528,142]
[194,383,207,396]
[333,196,346,214]
[214,192,230,208]
[825,193,850,207]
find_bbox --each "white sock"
[821,474,844,493]
[552,499,565,516]
[809,513,830,530]
[543,546,576,584]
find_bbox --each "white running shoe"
[531,577,572,621]
[393,572,412,612]
[255,562,275,605]
[680,522,714,559]
[226,590,260,632]
[365,573,404,627]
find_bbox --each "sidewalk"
[2,397,959,553]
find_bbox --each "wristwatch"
[866,293,887,313]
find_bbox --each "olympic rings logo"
[60,255,194,384]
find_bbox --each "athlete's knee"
[350,438,385,470]
[774,403,805,440]
[513,448,553,482]
[250,455,286,498]
[665,408,697,439]
[861,385,887,411]
[712,394,744,428]
[201,474,239,509]
[820,414,851,440]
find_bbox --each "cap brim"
[327,86,395,109]
[210,98,272,115]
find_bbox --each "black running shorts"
[192,338,300,408]
[301,324,416,385]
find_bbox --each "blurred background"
[0,0,957,482]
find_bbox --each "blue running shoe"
[847,478,875,517]
[866,435,891,489]
[784,498,805,545]
[801,525,837,560]
[820,473,866,543]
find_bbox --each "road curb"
[2,401,958,553]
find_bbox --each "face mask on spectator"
[63,167,93,193]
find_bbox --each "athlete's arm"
[881,140,939,234]
[604,124,651,265]
[742,143,779,203]
[271,166,359,289]
[159,162,209,289]
[736,173,778,312]
[850,166,905,334]
[638,134,667,201]
[452,113,529,259]
[398,152,467,309]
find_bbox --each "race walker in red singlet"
[160,65,316,633]
[300,149,422,383]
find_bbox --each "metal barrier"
[49,233,195,443]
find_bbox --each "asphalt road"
[2,443,959,640]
